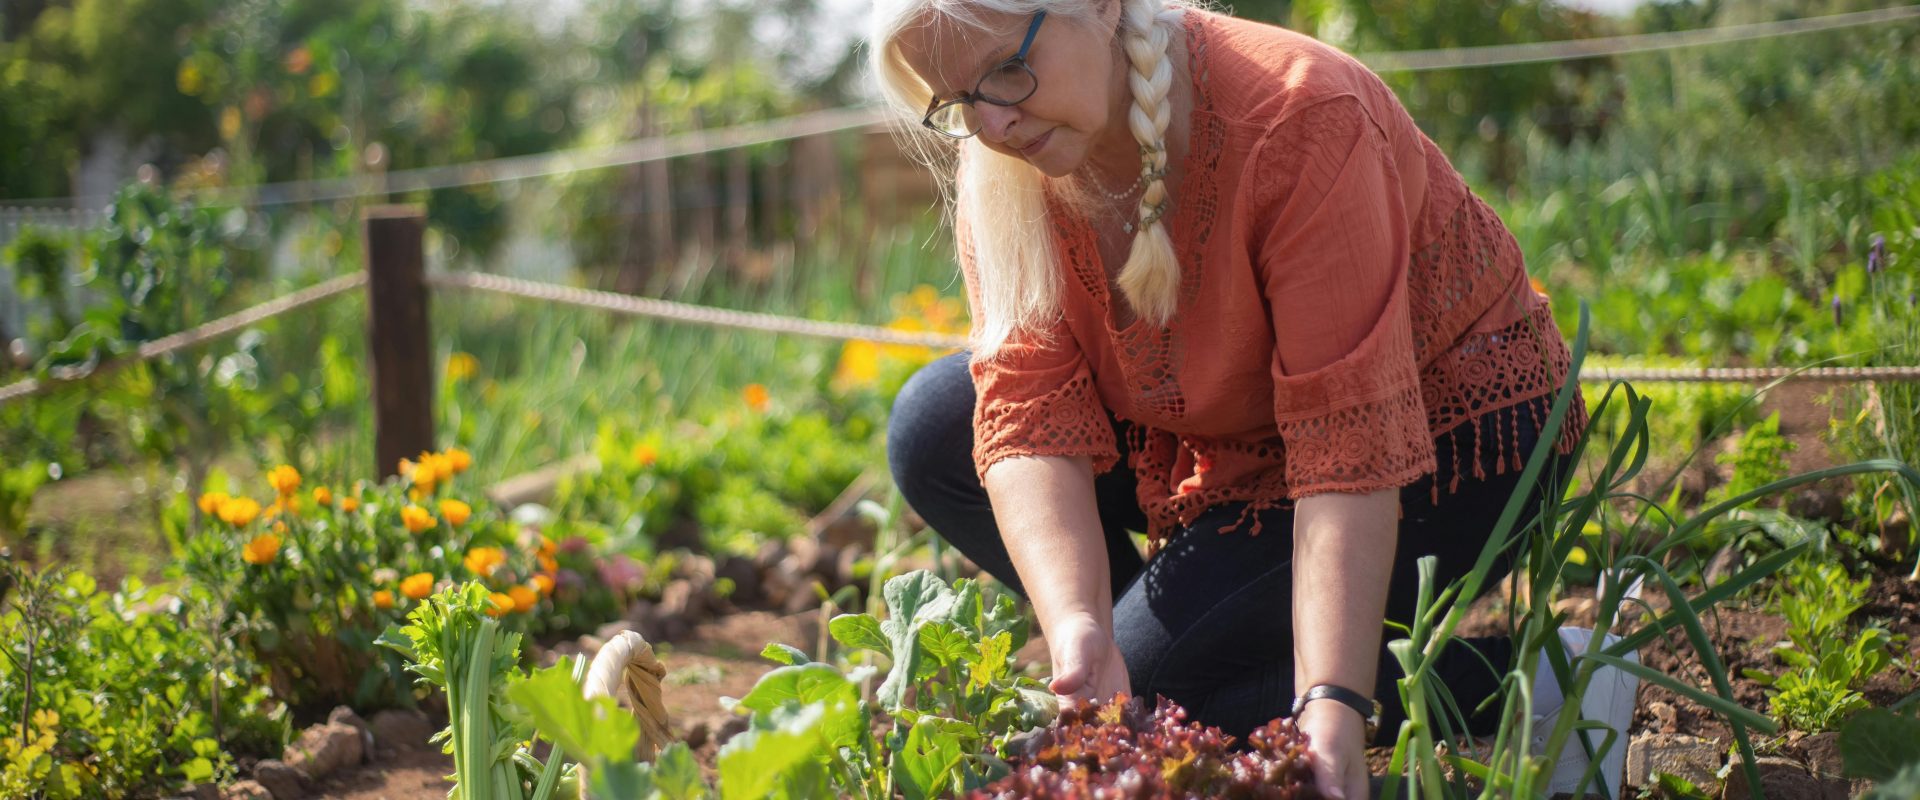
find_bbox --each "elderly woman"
[872,1,1638,796]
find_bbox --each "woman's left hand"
[1296,701,1371,800]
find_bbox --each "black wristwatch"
[1291,684,1382,741]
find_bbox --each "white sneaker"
[1530,626,1639,798]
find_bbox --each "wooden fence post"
[363,205,434,479]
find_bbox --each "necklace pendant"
[1122,222,1133,234]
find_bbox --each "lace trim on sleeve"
[1277,379,1437,498]
[972,372,1120,481]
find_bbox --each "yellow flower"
[373,590,395,610]
[743,383,771,412]
[401,572,435,600]
[218,497,262,527]
[242,534,281,565]
[401,505,436,534]
[508,585,539,613]
[176,62,204,95]
[463,546,507,577]
[446,352,479,382]
[486,592,515,617]
[530,573,555,596]
[340,496,360,513]
[438,499,472,527]
[834,340,882,387]
[446,448,472,475]
[198,491,230,516]
[272,520,287,534]
[267,465,301,497]
[313,486,333,507]
[631,443,658,466]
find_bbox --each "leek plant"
[1382,303,1920,799]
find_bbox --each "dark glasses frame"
[920,11,1047,139]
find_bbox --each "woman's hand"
[1297,700,1371,800]
[1045,612,1130,704]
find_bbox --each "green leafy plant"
[1381,304,1920,800]
[378,582,579,800]
[1742,559,1896,732]
[0,562,284,799]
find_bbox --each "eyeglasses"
[921,11,1046,139]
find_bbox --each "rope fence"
[3,202,1920,427]
[0,271,367,405]
[427,271,970,350]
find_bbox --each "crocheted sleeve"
[956,209,1119,482]
[1249,95,1437,498]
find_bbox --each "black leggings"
[886,353,1578,745]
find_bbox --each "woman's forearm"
[981,455,1114,633]
[1292,488,1400,700]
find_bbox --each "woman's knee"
[886,353,977,503]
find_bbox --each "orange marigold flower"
[537,535,556,558]
[438,499,472,527]
[446,448,472,475]
[242,534,281,565]
[401,572,435,600]
[631,443,658,467]
[271,520,287,534]
[373,590,395,610]
[742,383,771,412]
[218,497,262,527]
[1530,275,1549,297]
[530,573,555,596]
[463,546,507,577]
[198,491,230,516]
[267,465,301,497]
[340,496,360,513]
[485,592,515,617]
[538,553,558,575]
[508,585,539,613]
[313,486,333,507]
[401,505,436,534]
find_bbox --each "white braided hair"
[869,0,1194,358]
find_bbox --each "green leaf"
[889,716,975,800]
[1866,761,1920,800]
[736,665,868,751]
[759,643,811,666]
[182,757,214,784]
[829,614,889,657]
[917,622,973,668]
[877,571,956,709]
[650,743,711,800]
[983,594,1030,653]
[504,661,639,764]
[1840,709,1920,780]
[967,632,1013,692]
[716,703,833,800]
[737,665,857,713]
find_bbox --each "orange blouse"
[962,8,1587,546]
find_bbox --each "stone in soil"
[367,708,437,752]
[219,780,273,800]
[1721,755,1851,800]
[250,759,309,799]
[1626,733,1720,789]
[325,707,374,765]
